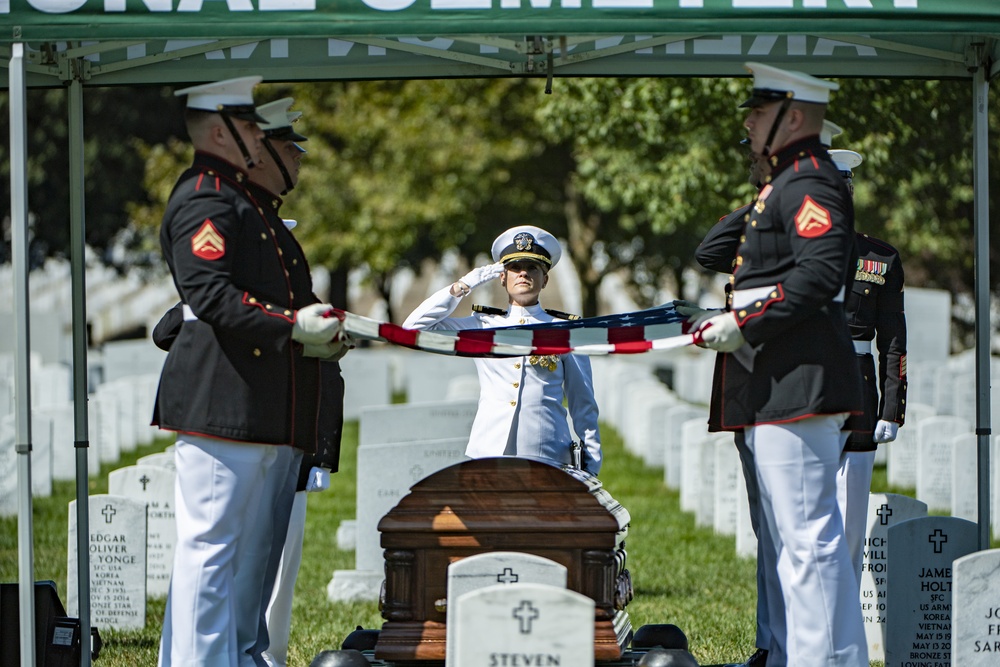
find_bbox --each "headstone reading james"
[952,548,1000,666]
[450,582,595,667]
[859,493,928,662]
[445,552,567,667]
[885,515,977,667]
[67,494,147,630]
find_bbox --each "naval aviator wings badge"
[192,219,225,260]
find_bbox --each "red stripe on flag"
[379,322,419,348]
[613,340,654,354]
[531,329,572,355]
[455,330,498,355]
[607,326,647,344]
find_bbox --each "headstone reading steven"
[916,416,971,513]
[108,464,176,597]
[450,582,595,667]
[952,548,1000,666]
[445,552,568,667]
[67,494,147,630]
[885,515,977,667]
[859,493,928,662]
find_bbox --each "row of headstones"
[0,372,163,517]
[64,449,178,631]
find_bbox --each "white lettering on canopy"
[105,0,171,11]
[176,0,252,10]
[432,0,490,8]
[25,0,87,13]
[500,0,583,8]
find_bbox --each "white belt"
[853,339,872,355]
[182,304,199,322]
[731,285,844,310]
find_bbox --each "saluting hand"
[453,262,505,296]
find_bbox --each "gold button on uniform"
[512,382,519,388]
[253,348,261,357]
[514,363,521,369]
[260,233,267,240]
[265,304,272,310]
[292,259,298,266]
[739,310,747,318]
[510,401,517,407]
[284,310,292,316]
[249,297,257,304]
[865,289,870,295]
[751,220,758,227]
[519,318,526,324]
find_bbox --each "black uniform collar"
[192,150,253,186]
[765,135,827,180]
[246,179,284,213]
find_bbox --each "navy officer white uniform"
[689,63,867,667]
[154,78,342,667]
[402,225,602,474]
[829,148,908,587]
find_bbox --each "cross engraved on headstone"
[139,474,150,491]
[929,528,948,553]
[877,503,893,525]
[101,504,117,524]
[497,567,519,584]
[410,464,424,481]
[512,600,539,634]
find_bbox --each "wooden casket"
[374,457,633,662]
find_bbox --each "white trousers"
[836,450,876,589]
[158,435,279,667]
[735,431,782,653]
[746,415,868,667]
[243,447,302,666]
[262,491,308,667]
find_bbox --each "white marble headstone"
[952,548,1000,666]
[885,515,978,667]
[445,552,568,667]
[886,402,936,490]
[679,418,710,514]
[662,405,708,490]
[450,582,595,667]
[108,464,176,597]
[136,451,176,471]
[713,436,740,536]
[67,494,148,630]
[916,416,971,512]
[338,349,394,420]
[88,392,121,465]
[359,400,476,446]
[858,492,928,662]
[403,353,478,405]
[951,434,979,522]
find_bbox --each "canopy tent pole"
[10,42,38,667]
[67,75,94,667]
[972,57,992,551]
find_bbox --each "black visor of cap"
[739,88,793,109]
[217,103,268,123]
[265,127,308,142]
[500,243,552,266]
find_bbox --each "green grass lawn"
[2,422,912,666]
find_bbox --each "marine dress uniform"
[694,63,867,667]
[154,78,336,667]
[828,149,908,585]
[402,227,602,475]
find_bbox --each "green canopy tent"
[3,1,998,665]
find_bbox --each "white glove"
[458,262,505,292]
[672,299,714,319]
[696,312,746,352]
[305,467,330,492]
[302,339,351,361]
[292,303,341,345]
[873,420,899,443]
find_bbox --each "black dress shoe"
[723,648,767,667]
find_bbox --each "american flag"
[334,302,695,357]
